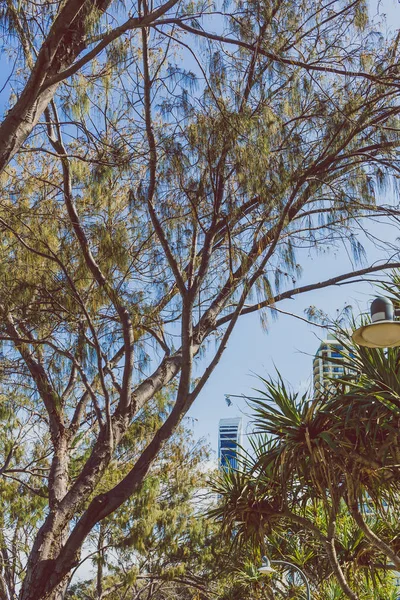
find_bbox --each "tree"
[0,392,48,598]
[65,419,221,600]
[0,386,223,600]
[0,0,400,598]
[0,385,251,600]
[211,391,400,599]
[211,292,400,599]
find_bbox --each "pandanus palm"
[266,506,399,599]
[319,329,400,571]
[250,374,343,502]
[211,324,400,599]
[210,436,288,547]
[211,385,360,598]
[252,324,400,571]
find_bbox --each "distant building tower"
[218,417,243,470]
[313,334,345,396]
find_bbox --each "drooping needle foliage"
[0,0,400,598]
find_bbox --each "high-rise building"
[313,333,346,396]
[218,417,243,470]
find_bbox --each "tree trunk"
[325,537,359,600]
[350,505,400,569]
[326,510,359,600]
[20,435,71,600]
[47,581,69,600]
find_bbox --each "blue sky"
[189,220,400,452]
[189,0,400,454]
[0,0,398,457]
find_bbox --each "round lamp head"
[352,296,400,348]
[258,557,275,575]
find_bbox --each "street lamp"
[352,296,400,348]
[258,556,311,599]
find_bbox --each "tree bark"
[20,435,71,600]
[325,537,359,600]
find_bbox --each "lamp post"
[258,556,311,599]
[352,296,400,348]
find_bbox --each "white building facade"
[313,333,346,397]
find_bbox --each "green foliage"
[1,0,400,598]
[65,419,259,600]
[211,281,400,597]
[0,393,48,593]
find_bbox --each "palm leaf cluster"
[211,279,400,599]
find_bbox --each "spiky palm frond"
[249,373,343,503]
[210,456,287,549]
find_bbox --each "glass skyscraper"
[218,417,243,470]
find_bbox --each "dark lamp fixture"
[352,297,400,348]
